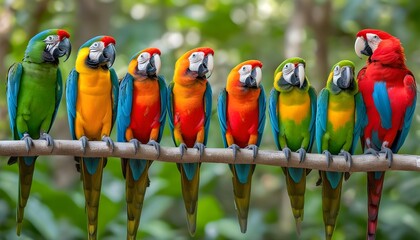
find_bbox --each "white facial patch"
[366,33,382,53]
[89,41,105,62]
[137,52,151,71]
[44,35,60,55]
[238,64,252,83]
[333,65,341,85]
[282,63,295,84]
[188,51,205,72]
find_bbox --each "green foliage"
[1,0,420,239]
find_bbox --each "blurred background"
[1,0,420,239]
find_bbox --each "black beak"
[146,55,157,78]
[290,67,301,86]
[361,40,373,56]
[337,66,353,89]
[197,55,209,78]
[100,43,116,68]
[244,68,259,88]
[53,37,71,62]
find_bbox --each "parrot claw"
[323,150,333,168]
[179,143,188,159]
[246,144,258,160]
[228,144,240,161]
[79,136,89,154]
[129,138,141,154]
[147,140,161,158]
[283,147,291,161]
[102,135,115,152]
[40,132,54,149]
[364,148,379,157]
[21,133,34,153]
[380,146,393,168]
[193,142,205,159]
[339,150,353,167]
[297,148,306,163]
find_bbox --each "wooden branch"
[1,140,419,172]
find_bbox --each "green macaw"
[6,29,71,235]
[268,57,316,233]
[316,60,366,240]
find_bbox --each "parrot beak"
[244,66,262,88]
[55,37,71,62]
[290,64,305,88]
[101,43,116,68]
[334,66,353,89]
[355,36,373,58]
[150,54,161,76]
[198,54,213,79]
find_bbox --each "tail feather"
[231,164,255,233]
[125,159,152,240]
[367,171,385,240]
[16,157,36,236]
[81,157,106,240]
[283,167,306,234]
[321,171,343,240]
[178,163,200,236]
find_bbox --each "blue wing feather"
[316,88,329,153]
[217,89,228,148]
[308,86,317,151]
[167,82,176,144]
[350,92,367,154]
[157,75,168,142]
[203,81,212,145]
[268,88,281,150]
[6,63,23,139]
[372,82,392,129]
[110,68,119,129]
[116,73,133,142]
[256,85,266,146]
[66,69,79,140]
[392,92,417,152]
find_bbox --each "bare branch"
[1,140,419,173]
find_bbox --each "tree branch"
[1,140,419,172]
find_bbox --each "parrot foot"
[364,148,379,157]
[40,132,54,149]
[380,145,393,168]
[79,136,89,154]
[179,143,188,159]
[339,150,353,167]
[228,144,240,161]
[246,144,259,160]
[147,140,161,158]
[323,150,333,168]
[102,135,115,152]
[193,142,205,159]
[21,133,34,153]
[129,138,141,154]
[297,148,306,163]
[283,147,291,161]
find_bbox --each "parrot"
[316,60,366,240]
[354,29,417,239]
[117,47,167,239]
[66,35,118,240]
[6,29,71,235]
[167,47,214,236]
[268,57,316,233]
[217,60,266,233]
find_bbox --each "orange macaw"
[167,47,214,236]
[66,35,118,240]
[217,60,266,233]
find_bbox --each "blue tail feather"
[183,163,197,181]
[83,158,101,175]
[129,159,147,181]
[288,167,304,183]
[235,164,251,184]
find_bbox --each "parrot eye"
[90,41,103,50]
[238,64,252,76]
[334,66,340,75]
[188,51,203,63]
[44,35,58,43]
[282,63,294,74]
[138,52,150,64]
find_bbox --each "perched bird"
[217,60,266,233]
[316,60,366,240]
[355,29,417,239]
[6,29,71,235]
[117,48,167,239]
[167,47,214,235]
[66,35,118,240]
[268,57,316,233]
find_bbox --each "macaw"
[6,29,71,235]
[217,60,266,233]
[117,47,167,239]
[316,60,366,240]
[66,35,118,240]
[355,29,417,239]
[268,57,316,233]
[167,47,213,236]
